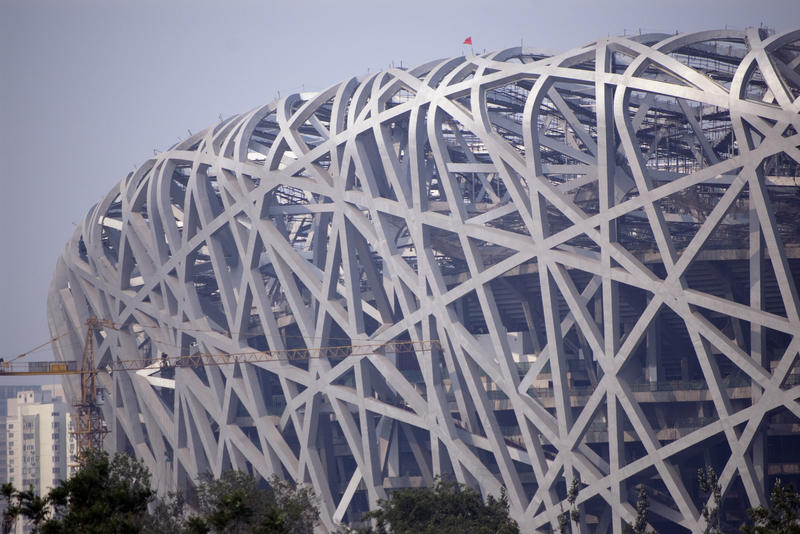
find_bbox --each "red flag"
[463,36,472,45]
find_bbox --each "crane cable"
[2,318,351,363]
[2,326,82,364]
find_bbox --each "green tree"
[40,449,154,534]
[0,484,51,534]
[141,491,187,534]
[181,471,318,534]
[568,477,580,526]
[557,508,569,534]
[632,485,650,534]
[698,466,722,534]
[1,455,318,534]
[1,482,19,534]
[269,476,319,534]
[18,487,49,532]
[621,485,653,534]
[741,478,800,534]
[558,477,580,534]
[194,471,272,533]
[361,478,519,534]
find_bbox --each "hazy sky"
[1,0,799,368]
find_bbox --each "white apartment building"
[5,386,76,496]
[0,384,49,487]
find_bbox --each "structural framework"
[48,28,800,532]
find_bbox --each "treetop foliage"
[1,450,318,534]
[354,477,519,534]
[1,449,154,534]
[186,470,318,534]
[740,478,800,534]
[6,453,800,534]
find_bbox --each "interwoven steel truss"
[48,29,800,532]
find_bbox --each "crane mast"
[74,316,111,454]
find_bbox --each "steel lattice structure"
[48,29,800,532]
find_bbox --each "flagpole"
[463,36,474,56]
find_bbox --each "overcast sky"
[1,0,798,370]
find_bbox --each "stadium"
[47,28,800,532]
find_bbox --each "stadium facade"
[48,28,800,532]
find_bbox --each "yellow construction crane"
[1,317,440,455]
[74,316,114,452]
